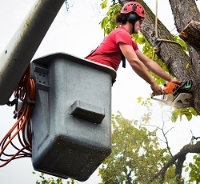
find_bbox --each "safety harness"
[85,47,126,68]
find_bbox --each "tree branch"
[179,20,200,55]
[147,141,200,184]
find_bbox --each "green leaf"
[171,110,179,122]
[100,0,108,9]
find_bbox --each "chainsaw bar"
[151,93,192,108]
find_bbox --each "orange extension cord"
[0,65,36,167]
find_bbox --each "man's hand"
[170,78,181,84]
[150,82,163,96]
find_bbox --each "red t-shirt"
[85,26,139,70]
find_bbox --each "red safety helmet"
[121,1,145,18]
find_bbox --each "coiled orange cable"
[0,65,36,167]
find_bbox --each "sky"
[0,0,200,183]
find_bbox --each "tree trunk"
[119,0,200,114]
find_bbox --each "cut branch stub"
[179,20,200,55]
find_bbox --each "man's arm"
[135,50,174,82]
[119,43,163,95]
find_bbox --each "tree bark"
[179,20,200,56]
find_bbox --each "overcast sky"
[0,0,200,183]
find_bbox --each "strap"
[85,47,126,68]
[121,53,126,68]
[85,46,99,59]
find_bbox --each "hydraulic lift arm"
[0,0,65,105]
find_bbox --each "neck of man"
[122,23,134,35]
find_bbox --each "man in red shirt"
[85,1,180,96]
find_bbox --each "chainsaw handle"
[173,80,193,95]
[173,81,186,95]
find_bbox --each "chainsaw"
[151,80,193,108]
